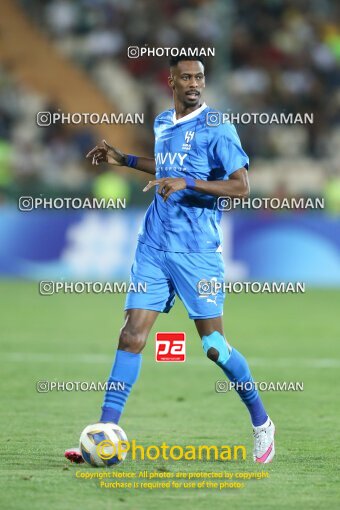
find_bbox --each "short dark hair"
[169,54,205,69]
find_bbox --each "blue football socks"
[202,331,268,427]
[100,349,142,423]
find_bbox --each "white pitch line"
[1,352,340,368]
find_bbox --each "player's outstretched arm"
[143,168,249,202]
[86,140,156,175]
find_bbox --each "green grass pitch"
[0,281,339,509]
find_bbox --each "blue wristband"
[126,154,138,168]
[184,176,196,190]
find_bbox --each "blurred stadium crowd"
[0,0,340,208]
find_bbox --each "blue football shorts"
[125,242,225,319]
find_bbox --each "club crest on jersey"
[182,130,195,151]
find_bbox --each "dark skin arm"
[86,141,249,199]
[143,168,250,201]
[86,140,156,175]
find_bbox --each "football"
[79,422,128,467]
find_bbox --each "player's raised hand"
[143,177,187,202]
[86,140,126,166]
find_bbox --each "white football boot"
[253,418,275,463]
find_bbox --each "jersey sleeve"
[208,123,249,177]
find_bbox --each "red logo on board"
[155,332,186,362]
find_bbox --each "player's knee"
[118,326,147,353]
[206,347,220,362]
[202,331,231,365]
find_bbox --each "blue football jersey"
[138,103,249,252]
